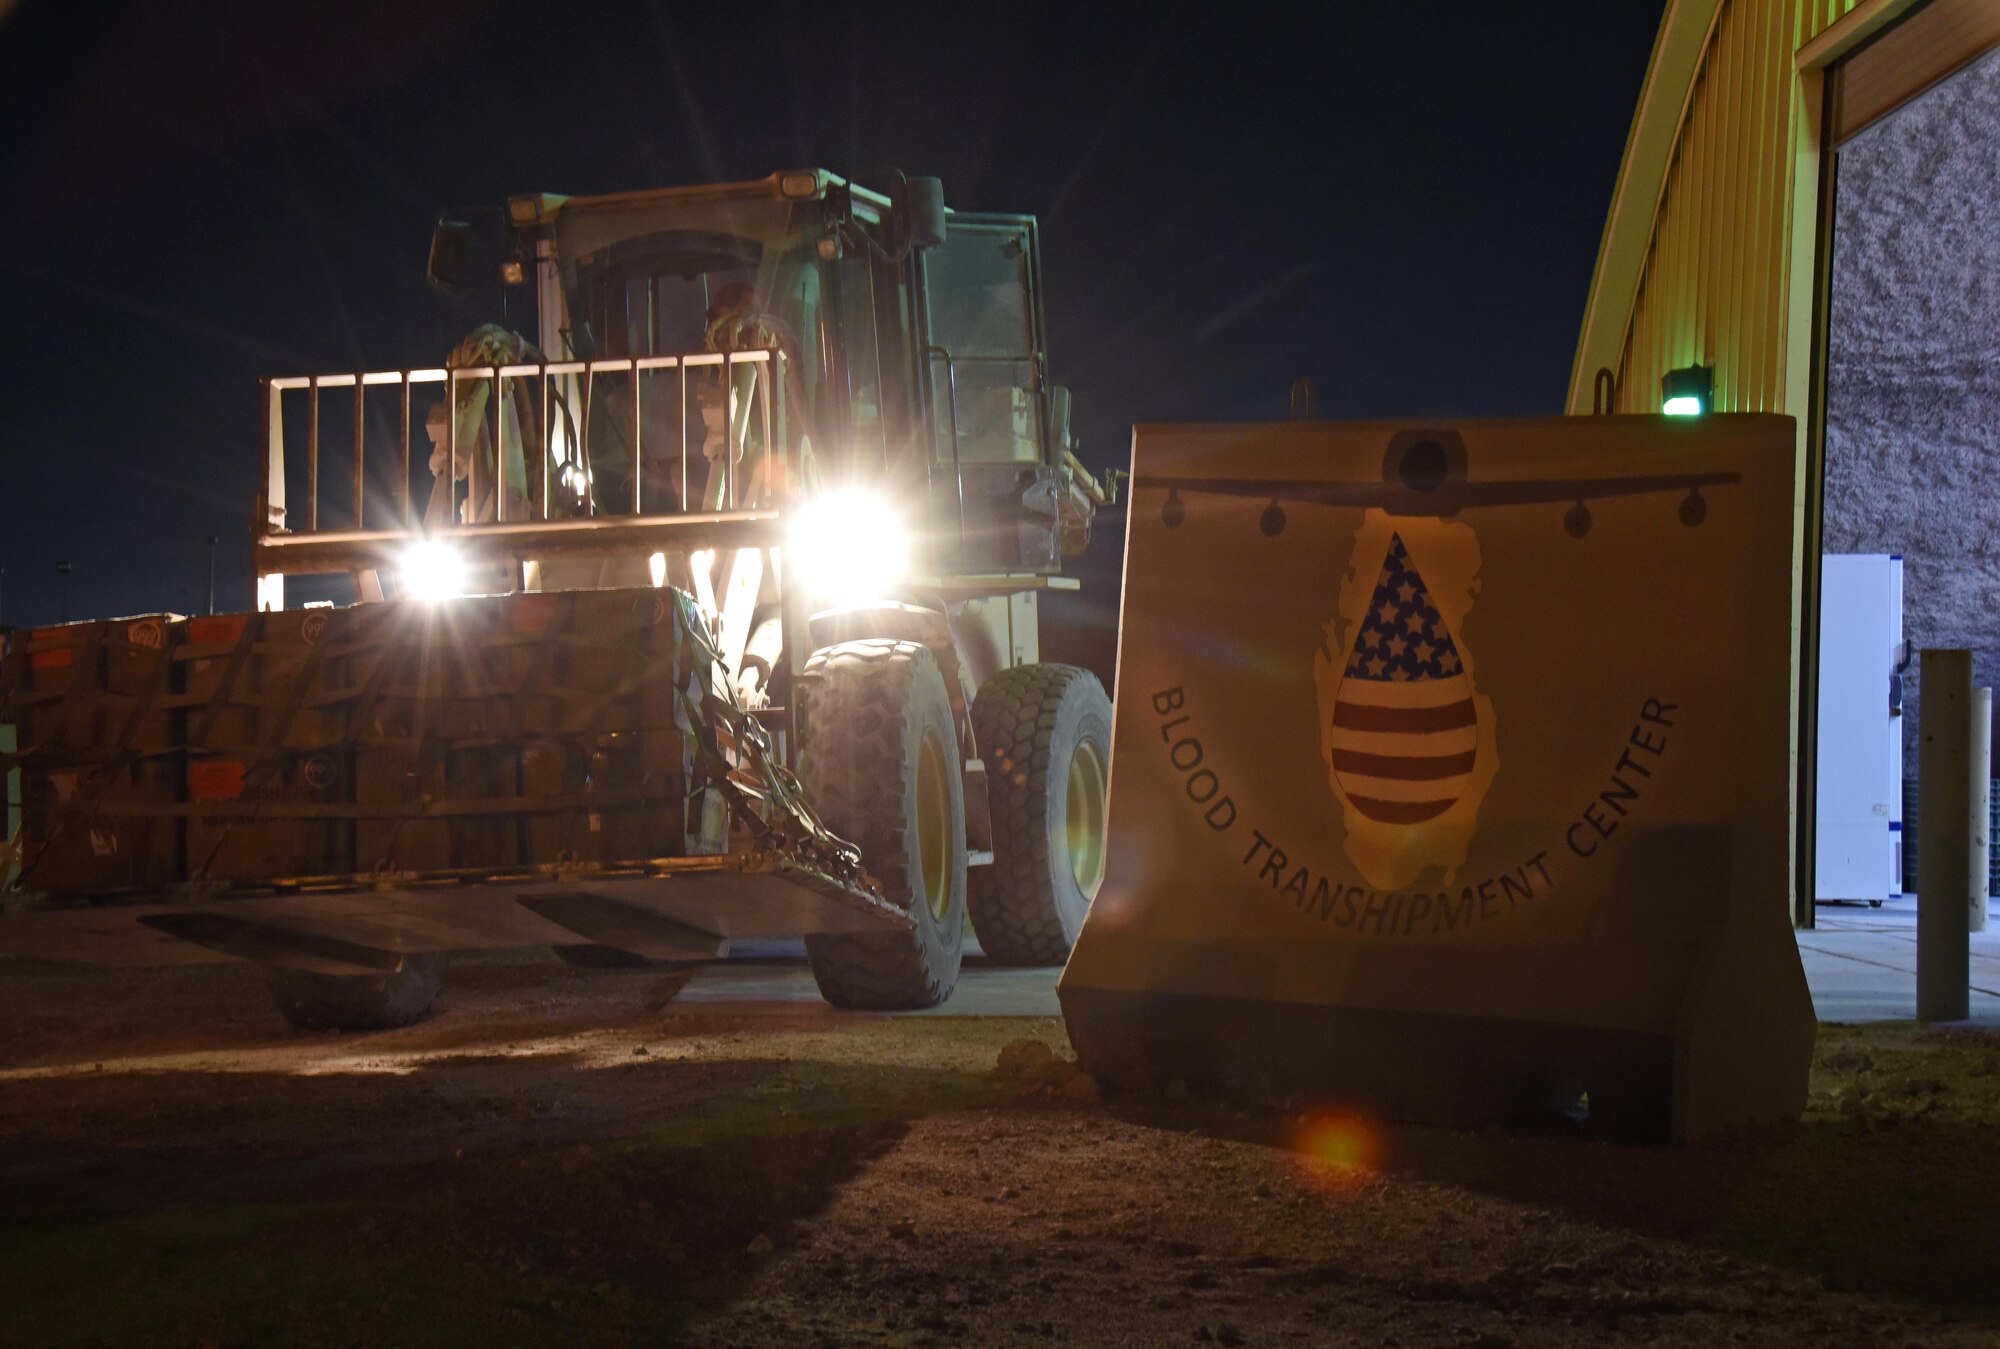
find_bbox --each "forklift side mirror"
[426,218,476,296]
[893,177,947,250]
[1048,384,1076,457]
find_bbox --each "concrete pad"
[677,908,2000,1028]
[675,941,1064,1017]
[1800,896,2000,1026]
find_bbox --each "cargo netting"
[0,590,873,903]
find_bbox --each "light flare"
[399,540,467,602]
[1287,1109,1385,1196]
[786,489,911,606]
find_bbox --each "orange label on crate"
[188,614,248,647]
[189,759,247,802]
[511,593,560,636]
[126,619,166,650]
[29,647,73,670]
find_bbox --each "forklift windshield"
[553,197,820,370]
[547,196,825,508]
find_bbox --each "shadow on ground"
[0,1051,1009,1348]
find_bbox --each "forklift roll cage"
[251,170,1077,622]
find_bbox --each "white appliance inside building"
[1815,553,1904,905]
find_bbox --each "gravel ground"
[2,953,1998,1347]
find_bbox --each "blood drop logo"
[1327,533,1475,823]
[1312,512,1499,890]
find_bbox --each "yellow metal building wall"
[1601,0,1861,415]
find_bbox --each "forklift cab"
[255,172,1110,661]
[490,170,1079,576]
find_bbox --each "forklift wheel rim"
[917,726,953,921]
[1067,737,1109,900]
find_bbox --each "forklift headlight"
[788,491,910,606]
[400,540,467,602]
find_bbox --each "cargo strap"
[186,612,264,748]
[190,620,344,880]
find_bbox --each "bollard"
[1975,688,1992,935]
[1918,651,1972,1022]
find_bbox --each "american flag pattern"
[1331,533,1477,824]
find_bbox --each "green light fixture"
[1661,364,1713,417]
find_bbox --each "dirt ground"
[2,954,1998,1348]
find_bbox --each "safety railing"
[259,349,785,546]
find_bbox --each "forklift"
[0,170,1117,1028]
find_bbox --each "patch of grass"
[0,1020,1077,1348]
[0,1201,670,1348]
[624,1059,1016,1153]
[0,1201,704,1347]
[0,1049,1051,1346]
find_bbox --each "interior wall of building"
[1823,49,2000,773]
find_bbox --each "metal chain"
[667,589,874,892]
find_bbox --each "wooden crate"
[2,617,183,894]
[185,746,350,882]
[3,588,710,895]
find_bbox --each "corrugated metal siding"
[1608,0,1862,414]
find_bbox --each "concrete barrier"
[1061,415,1814,1143]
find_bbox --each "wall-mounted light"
[1661,364,1714,417]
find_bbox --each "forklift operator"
[425,324,541,525]
[700,282,818,510]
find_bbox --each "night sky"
[0,0,1663,678]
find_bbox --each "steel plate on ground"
[0,855,909,970]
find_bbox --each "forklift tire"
[263,955,445,1032]
[801,640,967,1009]
[968,664,1112,965]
